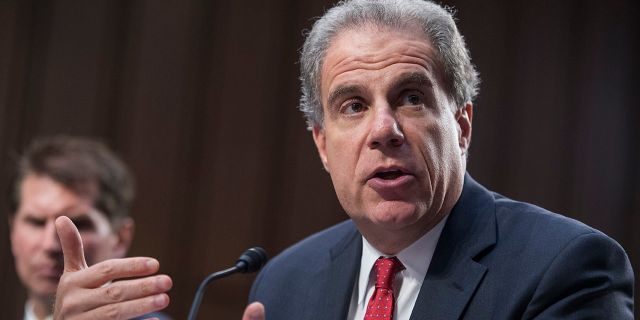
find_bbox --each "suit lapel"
[410,174,497,320]
[311,223,362,320]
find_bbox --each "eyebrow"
[327,84,365,108]
[68,215,93,224]
[390,72,434,90]
[23,214,44,222]
[325,72,434,108]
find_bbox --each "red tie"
[364,256,405,320]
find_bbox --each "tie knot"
[373,256,404,289]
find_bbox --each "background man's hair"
[7,135,135,223]
[299,0,480,129]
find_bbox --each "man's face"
[9,174,130,299]
[313,25,472,250]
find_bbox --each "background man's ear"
[114,217,135,258]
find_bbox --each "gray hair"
[299,0,480,129]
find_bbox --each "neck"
[28,296,53,320]
[361,213,446,255]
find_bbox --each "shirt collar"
[24,301,53,320]
[356,215,449,306]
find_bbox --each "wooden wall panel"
[0,2,38,318]
[1,0,638,319]
[34,1,111,135]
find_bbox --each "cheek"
[10,228,35,258]
[439,121,464,160]
[326,148,353,195]
[324,135,363,204]
[411,122,444,159]
[410,120,461,181]
[325,133,359,175]
[425,117,459,151]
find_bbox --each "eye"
[341,100,367,115]
[24,216,46,227]
[71,217,96,232]
[402,92,424,106]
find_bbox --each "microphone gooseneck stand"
[187,247,267,320]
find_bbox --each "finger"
[91,275,172,308]
[60,274,171,314]
[76,293,169,320]
[242,302,265,320]
[55,216,88,272]
[77,257,161,288]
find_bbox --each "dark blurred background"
[0,0,637,318]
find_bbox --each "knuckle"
[98,262,115,278]
[105,285,124,302]
[140,279,152,295]
[56,297,79,317]
[104,304,121,320]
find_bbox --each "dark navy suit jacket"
[249,174,634,319]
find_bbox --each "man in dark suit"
[241,0,634,319]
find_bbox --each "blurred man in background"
[7,136,170,320]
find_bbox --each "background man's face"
[312,25,472,245]
[9,174,125,299]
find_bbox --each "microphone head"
[235,247,268,273]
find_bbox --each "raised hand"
[242,302,265,320]
[53,216,172,319]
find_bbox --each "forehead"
[320,24,441,95]
[17,174,98,219]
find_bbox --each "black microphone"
[187,247,267,320]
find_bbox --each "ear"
[312,126,330,172]
[112,217,135,258]
[455,103,473,157]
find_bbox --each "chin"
[31,279,59,298]
[369,200,422,228]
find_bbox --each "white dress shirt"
[347,216,448,320]
[24,301,53,320]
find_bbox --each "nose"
[42,220,62,253]
[366,106,405,149]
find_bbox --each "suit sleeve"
[524,231,634,319]
[248,261,268,303]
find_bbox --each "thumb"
[55,216,88,272]
[242,302,265,320]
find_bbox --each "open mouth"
[374,170,406,180]
[367,167,414,192]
